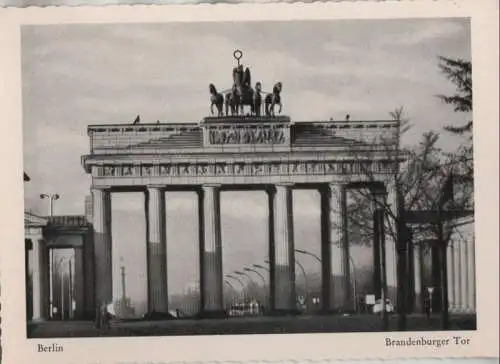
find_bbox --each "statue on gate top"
[209,49,283,118]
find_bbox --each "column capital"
[146,184,166,191]
[274,183,294,192]
[202,183,221,189]
[266,185,277,196]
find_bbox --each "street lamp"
[234,271,256,300]
[40,193,60,217]
[224,280,237,305]
[264,259,308,311]
[243,267,266,286]
[253,264,269,272]
[226,274,245,302]
[40,193,60,319]
[295,248,358,313]
[243,267,268,308]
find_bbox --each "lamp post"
[243,268,266,286]
[234,271,256,300]
[226,274,245,302]
[244,267,267,307]
[253,264,269,272]
[224,280,237,306]
[264,258,308,311]
[40,193,60,217]
[295,248,358,313]
[40,193,60,319]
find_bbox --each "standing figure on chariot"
[209,50,283,117]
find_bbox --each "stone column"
[83,234,95,319]
[267,187,276,313]
[146,186,168,313]
[327,183,350,312]
[413,244,422,313]
[200,185,224,316]
[446,243,455,312]
[467,238,476,312]
[92,187,113,306]
[32,239,49,321]
[320,186,332,312]
[74,247,85,319]
[453,240,462,312]
[385,185,399,306]
[273,183,296,313]
[460,239,468,312]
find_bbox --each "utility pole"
[40,193,60,320]
[121,265,126,300]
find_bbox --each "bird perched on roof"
[156,120,160,124]
[133,115,140,124]
[345,114,350,121]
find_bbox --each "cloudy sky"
[22,18,471,312]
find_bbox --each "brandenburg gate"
[81,115,402,316]
[81,50,402,317]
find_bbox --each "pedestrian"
[424,296,431,321]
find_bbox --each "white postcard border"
[0,1,498,363]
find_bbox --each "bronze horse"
[265,82,283,116]
[209,83,224,116]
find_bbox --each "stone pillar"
[272,183,296,313]
[467,238,476,312]
[267,187,276,313]
[146,186,168,313]
[460,239,468,312]
[413,244,422,313]
[92,187,113,306]
[320,186,332,312]
[385,185,399,306]
[200,185,224,316]
[32,239,49,321]
[83,234,95,319]
[446,243,455,312]
[327,183,350,312]
[453,240,462,312]
[74,247,85,319]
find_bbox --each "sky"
[22,18,471,313]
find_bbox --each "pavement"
[28,313,476,338]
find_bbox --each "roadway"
[28,313,476,338]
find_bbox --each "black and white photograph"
[0,2,498,363]
[20,16,479,339]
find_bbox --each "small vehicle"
[372,298,395,314]
[228,301,262,317]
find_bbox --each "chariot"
[209,50,283,117]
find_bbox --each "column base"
[414,293,423,314]
[196,309,227,319]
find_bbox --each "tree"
[437,56,473,136]
[330,103,474,330]
[436,56,474,183]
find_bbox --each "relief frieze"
[208,127,286,145]
[99,160,396,178]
